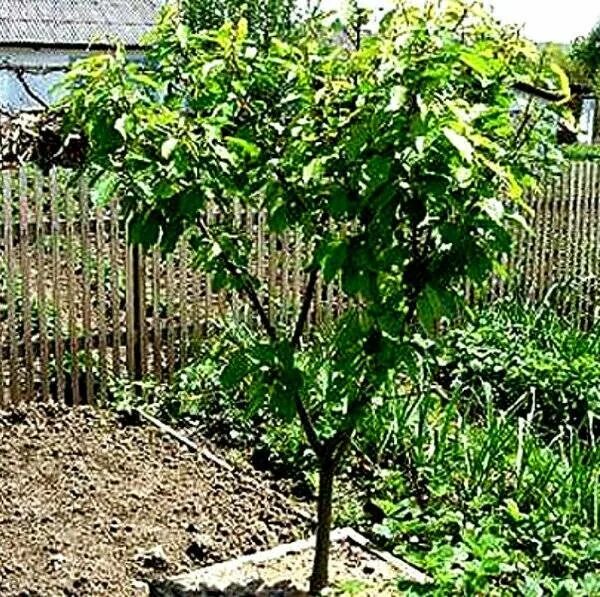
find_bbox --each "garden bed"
[0,403,309,596]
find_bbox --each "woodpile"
[0,110,86,172]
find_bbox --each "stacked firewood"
[0,110,86,172]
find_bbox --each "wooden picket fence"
[1,161,599,406]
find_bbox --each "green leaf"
[443,128,474,163]
[320,240,348,283]
[303,157,324,184]
[91,172,118,206]
[226,136,261,159]
[269,202,288,233]
[363,156,392,198]
[387,85,407,112]
[550,63,571,103]
[328,186,350,218]
[161,137,178,160]
[417,286,443,332]
[460,51,491,77]
[221,350,251,389]
[128,212,161,248]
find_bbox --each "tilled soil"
[0,403,310,596]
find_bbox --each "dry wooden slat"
[545,175,560,299]
[582,161,592,327]
[593,162,600,325]
[125,242,134,377]
[560,164,575,317]
[33,172,50,402]
[151,247,162,379]
[179,241,189,365]
[572,162,584,324]
[50,170,65,403]
[292,229,303,317]
[4,172,20,403]
[165,253,176,379]
[109,197,122,378]
[134,245,147,379]
[586,161,597,327]
[534,177,551,303]
[79,177,94,403]
[95,200,108,404]
[526,187,542,302]
[268,231,277,322]
[65,186,80,406]
[280,232,291,325]
[18,169,34,399]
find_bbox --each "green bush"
[438,299,600,435]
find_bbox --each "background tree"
[58,0,568,591]
[182,0,300,42]
[570,21,600,142]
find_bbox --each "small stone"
[49,553,65,571]
[134,545,169,570]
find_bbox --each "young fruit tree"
[58,0,569,591]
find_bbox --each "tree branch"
[197,216,277,341]
[221,258,278,341]
[295,393,324,458]
[14,69,49,109]
[292,267,319,348]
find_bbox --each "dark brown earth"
[0,403,310,596]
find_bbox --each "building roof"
[0,0,164,49]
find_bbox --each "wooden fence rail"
[1,162,599,406]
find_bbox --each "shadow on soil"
[150,578,308,596]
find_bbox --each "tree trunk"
[309,458,336,594]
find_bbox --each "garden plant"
[58,0,570,591]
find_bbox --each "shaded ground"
[0,403,310,596]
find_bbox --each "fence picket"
[79,177,94,404]
[4,172,20,403]
[34,173,50,402]
[95,200,108,403]
[18,170,34,399]
[50,170,65,403]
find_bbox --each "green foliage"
[571,22,600,85]
[563,143,600,161]
[181,0,300,44]
[438,299,600,433]
[58,0,568,428]
[375,392,600,595]
[122,299,600,594]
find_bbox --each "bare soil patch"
[0,403,309,596]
